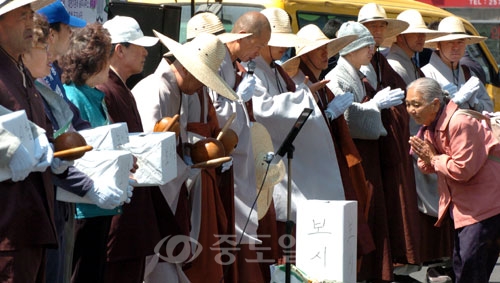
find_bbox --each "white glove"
[325,92,354,120]
[452,76,480,105]
[221,158,233,173]
[86,181,123,209]
[236,74,256,102]
[32,135,53,172]
[8,145,37,181]
[124,179,134,204]
[51,158,74,175]
[372,87,404,109]
[442,83,458,96]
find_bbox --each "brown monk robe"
[368,51,422,266]
[183,87,236,283]
[355,77,394,282]
[183,89,234,282]
[97,69,182,282]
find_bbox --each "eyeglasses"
[367,44,375,52]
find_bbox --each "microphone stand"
[264,108,312,283]
[284,145,294,283]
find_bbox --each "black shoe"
[392,274,421,283]
[426,266,453,283]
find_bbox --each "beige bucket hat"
[154,30,238,101]
[0,0,54,16]
[424,16,486,49]
[251,122,285,220]
[185,12,251,43]
[281,24,357,77]
[357,3,409,39]
[260,7,301,48]
[398,9,447,40]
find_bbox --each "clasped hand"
[409,136,436,165]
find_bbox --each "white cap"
[103,16,158,47]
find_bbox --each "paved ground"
[405,257,500,282]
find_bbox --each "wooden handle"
[164,114,180,132]
[216,113,236,141]
[191,156,231,169]
[53,145,93,158]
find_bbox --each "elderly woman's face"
[406,87,440,126]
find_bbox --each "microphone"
[263,108,314,165]
[264,152,276,164]
[247,60,256,75]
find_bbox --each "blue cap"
[37,0,86,27]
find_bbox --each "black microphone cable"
[219,157,272,283]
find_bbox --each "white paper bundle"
[79,122,129,150]
[56,150,133,203]
[0,110,35,181]
[296,200,357,283]
[120,132,177,186]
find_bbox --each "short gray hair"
[407,77,447,104]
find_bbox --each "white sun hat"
[357,3,409,39]
[154,30,238,101]
[185,12,251,43]
[424,16,487,49]
[260,7,301,48]
[104,16,159,47]
[0,0,54,17]
[398,9,448,41]
[281,24,357,77]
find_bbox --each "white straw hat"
[104,16,159,47]
[0,0,53,16]
[281,24,357,76]
[424,16,486,49]
[397,9,447,41]
[154,30,238,101]
[260,8,301,48]
[251,122,285,220]
[186,12,251,43]
[357,3,409,39]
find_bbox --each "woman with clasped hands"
[407,77,500,283]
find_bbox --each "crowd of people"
[1,0,500,282]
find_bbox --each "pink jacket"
[418,102,500,228]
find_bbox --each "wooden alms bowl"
[154,114,180,137]
[190,138,226,164]
[217,128,238,156]
[53,132,92,160]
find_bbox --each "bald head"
[232,11,271,38]
[227,11,271,62]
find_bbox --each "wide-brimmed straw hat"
[154,30,238,101]
[281,24,357,77]
[185,12,251,43]
[357,3,409,39]
[251,122,285,220]
[260,8,301,48]
[1,0,53,17]
[424,16,486,49]
[397,10,447,41]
